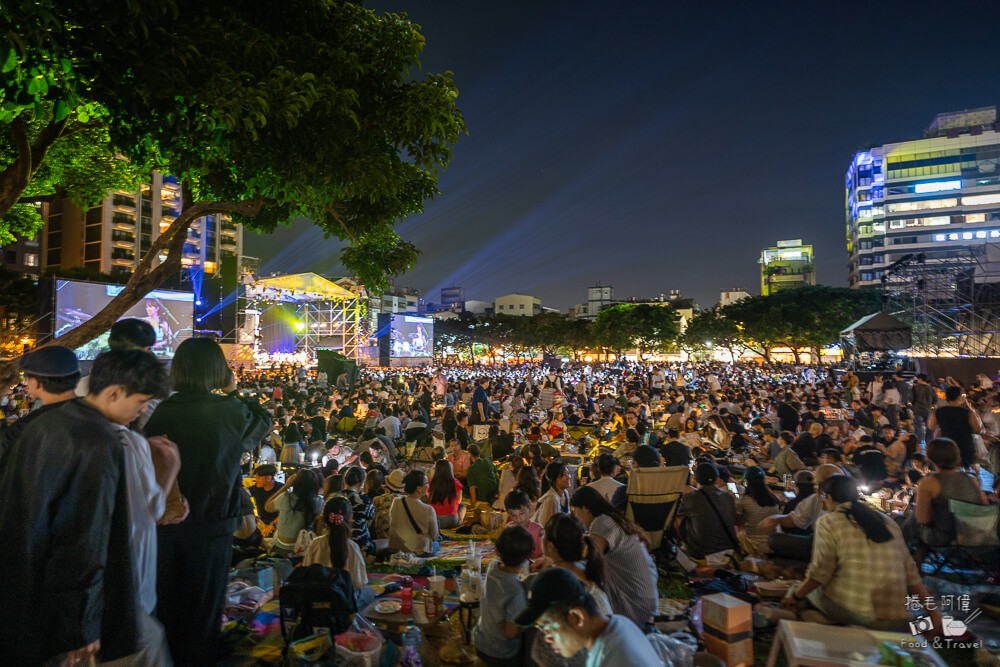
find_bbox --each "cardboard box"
[701,592,752,634]
[703,633,753,667]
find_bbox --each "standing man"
[0,345,81,454]
[0,349,168,665]
[911,374,937,445]
[471,376,490,425]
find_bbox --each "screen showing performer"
[388,314,434,358]
[54,280,195,359]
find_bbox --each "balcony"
[113,194,136,209]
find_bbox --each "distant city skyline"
[244,1,1000,309]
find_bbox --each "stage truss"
[882,242,1000,357]
[235,268,363,363]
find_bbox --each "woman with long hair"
[147,337,270,665]
[780,474,941,631]
[514,465,541,513]
[569,485,657,627]
[736,466,781,555]
[265,468,323,556]
[303,496,376,608]
[681,416,701,446]
[428,459,466,528]
[533,461,571,526]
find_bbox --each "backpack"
[293,528,317,556]
[279,564,357,640]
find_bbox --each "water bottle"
[401,620,423,666]
[400,575,413,613]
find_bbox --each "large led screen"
[55,280,195,359]
[389,314,433,358]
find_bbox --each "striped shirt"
[805,504,921,621]
[590,515,658,626]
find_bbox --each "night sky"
[244,1,1000,310]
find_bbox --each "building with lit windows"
[38,173,242,278]
[760,240,815,295]
[495,293,542,316]
[846,107,1000,288]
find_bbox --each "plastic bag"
[647,631,697,667]
[334,614,385,667]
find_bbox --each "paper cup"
[428,575,446,597]
[412,597,429,624]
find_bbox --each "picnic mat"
[434,539,496,563]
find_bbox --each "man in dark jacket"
[0,349,169,665]
[0,345,80,456]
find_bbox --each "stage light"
[294,321,305,332]
[196,317,203,322]
[196,300,202,306]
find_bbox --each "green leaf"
[53,100,70,121]
[1,48,16,74]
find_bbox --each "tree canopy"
[2,0,466,349]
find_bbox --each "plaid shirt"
[805,503,921,621]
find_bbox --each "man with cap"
[514,568,659,666]
[0,345,80,455]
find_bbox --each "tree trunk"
[47,195,266,351]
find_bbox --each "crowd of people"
[2,337,998,665]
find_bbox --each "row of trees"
[433,285,881,364]
[435,303,681,363]
[682,285,882,363]
[1,1,465,350]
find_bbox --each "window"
[886,198,958,213]
[24,253,38,267]
[497,304,503,310]
[519,304,525,309]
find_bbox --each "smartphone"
[727,482,739,495]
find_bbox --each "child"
[471,525,533,666]
[504,490,544,560]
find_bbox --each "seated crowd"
[2,342,998,665]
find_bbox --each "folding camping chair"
[625,465,690,550]
[926,499,1000,584]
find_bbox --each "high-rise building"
[0,232,41,277]
[760,240,815,295]
[846,107,1000,288]
[39,173,242,278]
[719,288,750,307]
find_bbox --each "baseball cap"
[514,568,588,627]
[695,461,719,485]
[19,346,79,377]
[793,470,815,485]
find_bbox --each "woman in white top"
[493,455,524,510]
[388,470,440,556]
[533,461,571,527]
[570,485,658,628]
[304,496,376,609]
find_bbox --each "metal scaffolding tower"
[882,243,1000,357]
[294,297,364,361]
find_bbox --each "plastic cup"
[428,575,446,597]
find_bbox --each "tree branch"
[51,194,271,351]
[16,191,68,205]
[327,206,358,243]
[0,117,34,214]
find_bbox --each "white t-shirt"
[587,476,624,503]
[388,496,439,555]
[586,614,660,667]
[114,425,166,615]
[303,536,367,590]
